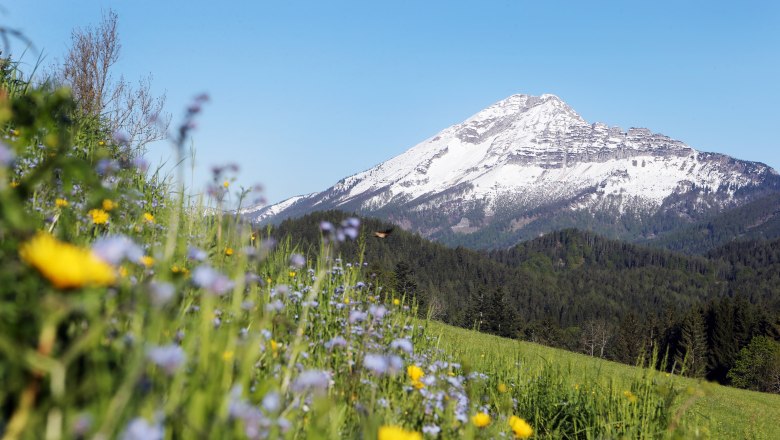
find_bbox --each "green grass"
[428,321,780,439]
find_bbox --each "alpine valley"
[243,94,780,250]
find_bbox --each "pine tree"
[675,308,709,377]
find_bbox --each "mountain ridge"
[244,94,780,248]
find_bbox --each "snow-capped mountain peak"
[244,93,779,248]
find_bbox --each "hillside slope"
[428,320,780,439]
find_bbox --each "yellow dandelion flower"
[171,265,181,273]
[223,180,230,188]
[377,426,422,440]
[407,365,424,382]
[288,271,296,277]
[508,416,534,439]
[10,180,20,188]
[224,247,234,256]
[55,198,69,208]
[140,256,154,268]
[98,140,105,146]
[270,340,280,351]
[10,129,20,136]
[102,199,116,211]
[19,232,116,289]
[343,297,350,305]
[412,380,425,390]
[498,383,508,393]
[623,390,637,404]
[250,232,257,242]
[472,412,491,428]
[143,212,155,223]
[393,298,400,306]
[89,209,109,225]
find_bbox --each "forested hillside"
[268,211,780,390]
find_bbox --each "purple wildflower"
[92,235,144,265]
[147,345,186,375]
[192,265,234,295]
[324,336,347,350]
[289,254,306,268]
[120,417,163,440]
[149,281,175,306]
[187,246,208,261]
[390,338,413,354]
[0,142,15,166]
[291,370,330,394]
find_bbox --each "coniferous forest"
[269,211,780,393]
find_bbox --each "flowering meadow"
[0,60,711,439]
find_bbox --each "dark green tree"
[727,336,780,394]
[674,308,708,377]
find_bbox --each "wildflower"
[10,180,19,188]
[149,281,175,306]
[319,221,333,232]
[223,180,230,188]
[250,232,257,242]
[364,354,403,376]
[89,208,109,225]
[393,298,401,306]
[192,265,234,295]
[19,232,116,289]
[269,340,280,352]
[261,391,281,412]
[498,383,508,393]
[407,365,424,381]
[324,336,347,350]
[92,235,144,265]
[289,253,306,268]
[291,370,330,394]
[222,351,234,361]
[378,426,422,440]
[508,416,533,439]
[143,212,155,223]
[187,246,208,261]
[390,338,413,354]
[349,310,367,324]
[472,412,491,428]
[120,417,164,440]
[224,247,234,256]
[0,142,15,166]
[140,256,155,268]
[102,199,116,211]
[55,198,69,208]
[266,300,284,312]
[623,390,638,403]
[147,344,186,375]
[422,425,440,436]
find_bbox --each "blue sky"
[3,1,779,206]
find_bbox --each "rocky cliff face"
[243,94,780,248]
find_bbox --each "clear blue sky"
[3,1,779,206]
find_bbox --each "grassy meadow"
[429,322,780,439]
[0,59,776,440]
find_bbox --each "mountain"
[244,94,780,249]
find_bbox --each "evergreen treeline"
[266,211,780,392]
[646,192,780,254]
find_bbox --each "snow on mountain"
[243,94,779,247]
